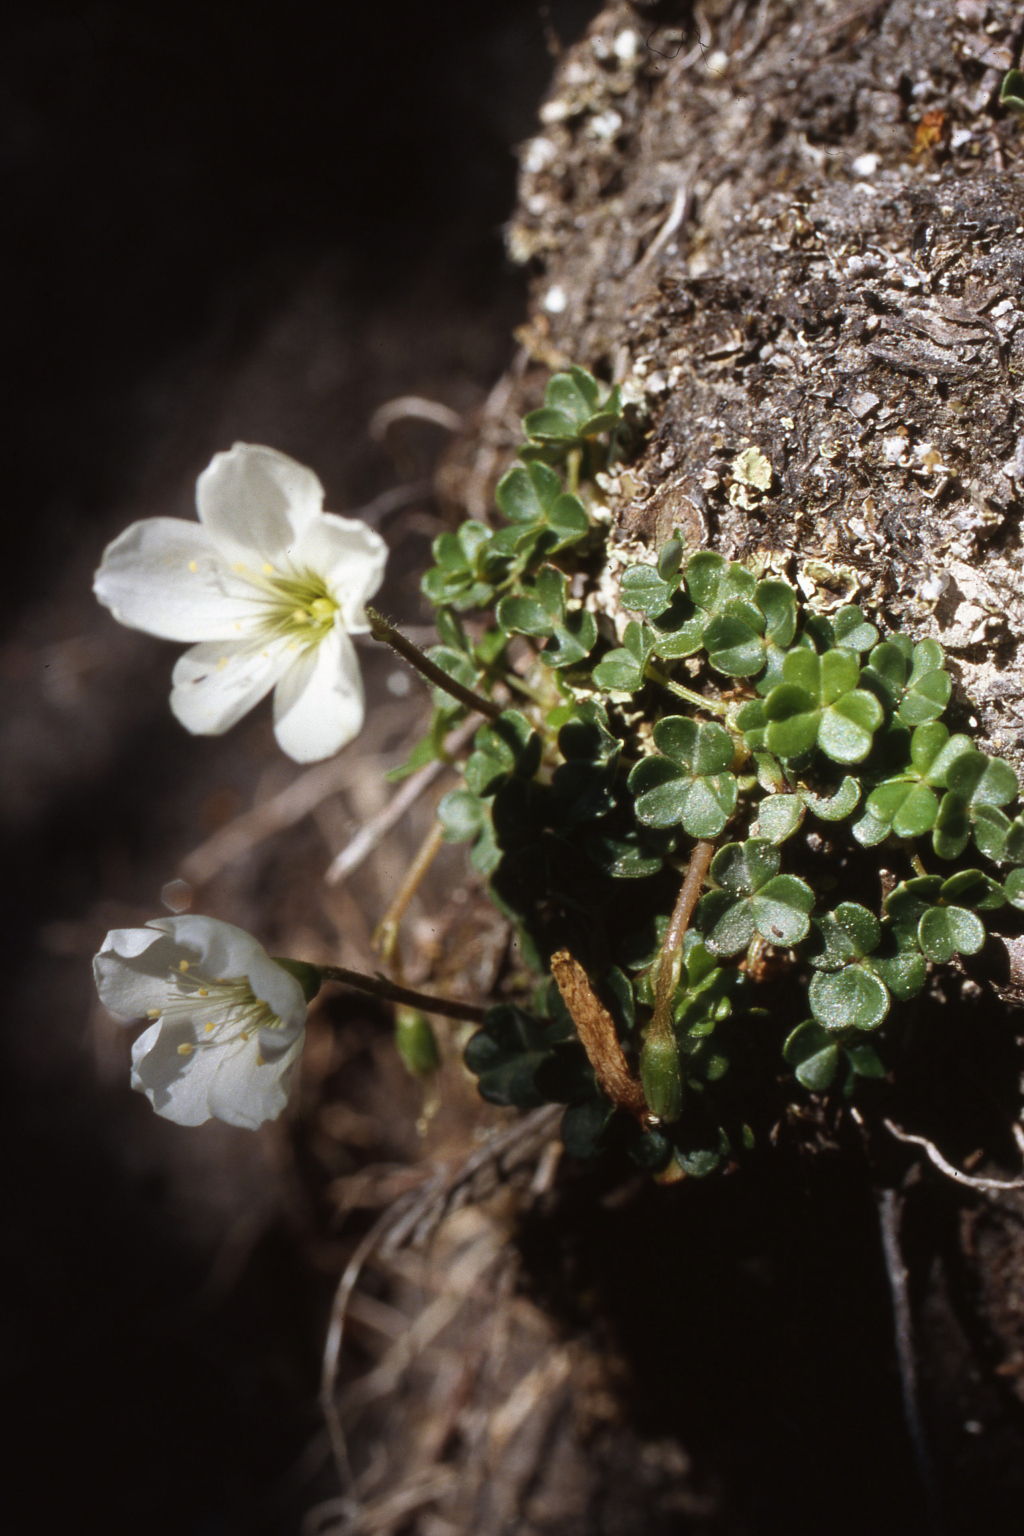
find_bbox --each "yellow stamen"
[179,960,190,972]
[262,563,275,575]
[204,1021,216,1033]
[256,1054,266,1066]
[198,987,208,996]
[147,1008,161,1019]
[188,560,198,573]
[177,1043,194,1056]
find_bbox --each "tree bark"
[467,2,1024,1529]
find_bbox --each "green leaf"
[762,647,882,765]
[972,806,1020,864]
[497,594,552,637]
[809,966,890,1033]
[932,791,970,860]
[547,493,591,545]
[592,620,655,692]
[585,831,663,879]
[561,1098,615,1159]
[833,605,879,652]
[818,688,885,764]
[844,1042,887,1079]
[495,461,561,523]
[756,794,804,844]
[1001,68,1024,111]
[917,905,986,963]
[684,551,755,609]
[808,903,880,969]
[863,945,927,1001]
[630,718,739,836]
[866,778,939,838]
[464,1005,551,1108]
[1006,869,1024,909]
[945,750,1019,808]
[800,776,861,821]
[702,610,766,676]
[755,580,798,648]
[437,789,487,843]
[783,1021,840,1090]
[647,590,705,658]
[697,840,813,954]
[620,563,677,617]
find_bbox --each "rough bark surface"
[447,1,1024,1529]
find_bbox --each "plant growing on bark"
[92,368,1024,1185]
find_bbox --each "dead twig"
[325,715,480,886]
[884,1119,1024,1192]
[551,951,647,1123]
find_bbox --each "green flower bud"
[395,1007,442,1077]
[641,1030,683,1124]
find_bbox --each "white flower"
[93,915,309,1129]
[93,443,388,762]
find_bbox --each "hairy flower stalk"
[93,442,388,762]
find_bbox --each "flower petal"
[170,635,292,736]
[148,916,307,1027]
[208,1031,304,1129]
[93,518,260,641]
[292,514,388,630]
[94,925,181,1018]
[272,627,365,762]
[196,443,325,564]
[130,1017,220,1125]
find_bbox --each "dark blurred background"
[0,5,598,1532]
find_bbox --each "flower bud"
[640,1030,683,1124]
[395,1007,441,1077]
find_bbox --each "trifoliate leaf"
[629,717,738,836]
[696,839,814,954]
[592,620,655,692]
[1006,869,1024,909]
[763,646,883,765]
[809,966,890,1033]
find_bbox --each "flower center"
[155,965,287,1060]
[240,564,339,645]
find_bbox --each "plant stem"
[899,837,928,878]
[651,839,716,1035]
[374,819,446,965]
[365,607,502,720]
[644,663,732,718]
[566,446,582,494]
[318,964,487,1024]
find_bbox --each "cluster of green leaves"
[408,365,1024,1177]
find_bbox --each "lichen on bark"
[505,0,1024,799]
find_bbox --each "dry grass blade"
[325,716,480,887]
